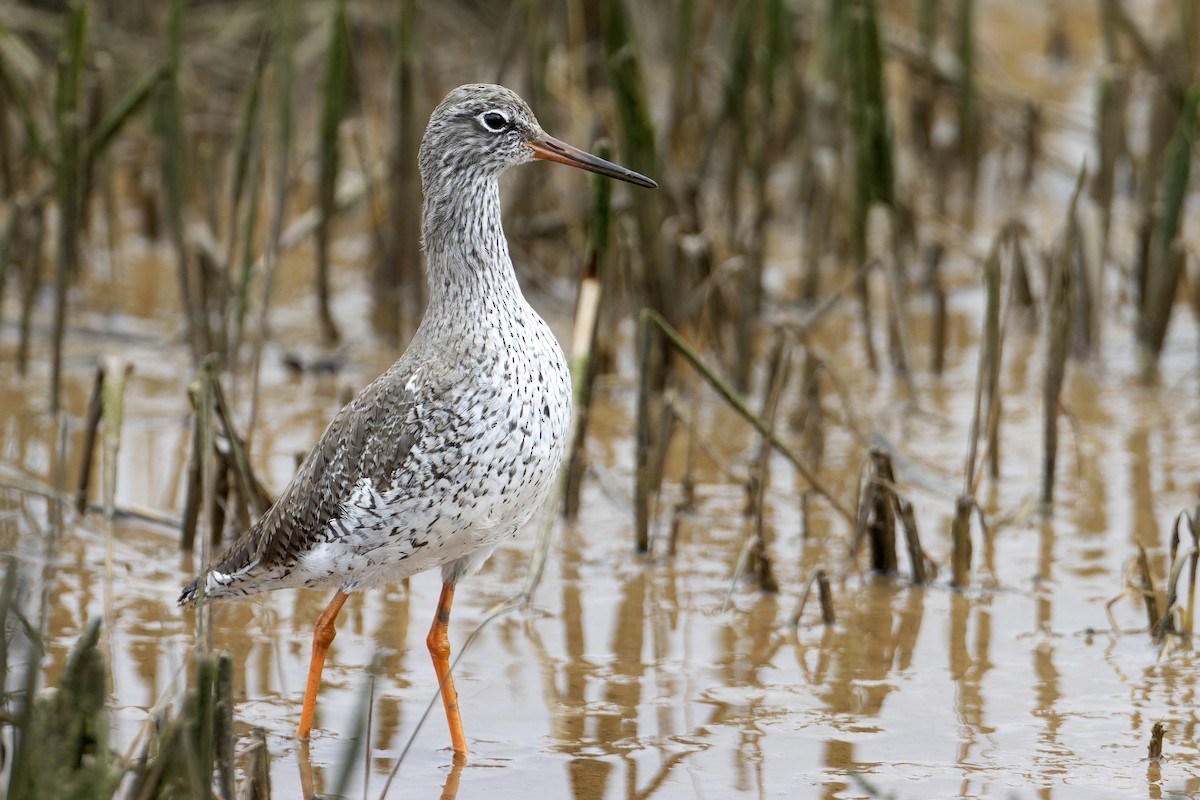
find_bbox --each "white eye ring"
[480,111,509,132]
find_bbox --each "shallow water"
[4,239,1200,800]
[4,1,1200,798]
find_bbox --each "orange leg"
[298,589,349,739]
[427,581,468,757]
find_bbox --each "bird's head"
[419,83,657,190]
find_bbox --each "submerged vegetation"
[0,0,1199,796]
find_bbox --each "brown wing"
[178,359,426,604]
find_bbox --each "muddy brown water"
[4,3,1200,799]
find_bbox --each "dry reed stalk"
[817,570,835,624]
[744,335,790,592]
[15,206,45,373]
[239,728,271,800]
[313,0,351,346]
[925,261,950,370]
[1138,88,1198,364]
[0,204,19,329]
[634,310,657,553]
[227,39,268,362]
[246,0,296,449]
[601,0,666,322]
[667,0,698,154]
[564,140,615,520]
[896,498,933,585]
[159,0,207,363]
[950,495,972,588]
[99,355,131,517]
[211,374,271,520]
[75,364,104,514]
[376,0,422,342]
[955,0,979,221]
[1160,511,1199,637]
[847,0,894,372]
[981,233,1002,480]
[49,1,87,414]
[215,654,235,799]
[1042,169,1084,507]
[866,448,898,575]
[877,211,915,395]
[180,402,203,553]
[790,568,835,627]
[1008,230,1036,317]
[1148,721,1165,762]
[1091,67,1125,252]
[1135,544,1165,638]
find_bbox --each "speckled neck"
[421,171,524,325]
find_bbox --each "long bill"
[527,136,658,189]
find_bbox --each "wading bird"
[180,83,657,759]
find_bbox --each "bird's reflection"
[297,740,315,800]
[439,756,465,800]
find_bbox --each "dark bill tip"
[527,136,658,189]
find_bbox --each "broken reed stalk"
[924,242,948,374]
[1043,168,1085,507]
[790,568,835,627]
[897,499,932,584]
[743,334,790,593]
[1159,511,1199,637]
[75,364,105,514]
[863,448,898,575]
[1135,543,1166,638]
[950,495,973,588]
[49,1,87,414]
[1148,721,1165,761]
[817,570,834,624]
[640,308,854,526]
[313,0,351,346]
[634,311,656,553]
[99,355,131,518]
[564,140,615,520]
[981,240,1002,479]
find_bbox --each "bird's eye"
[480,111,509,132]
